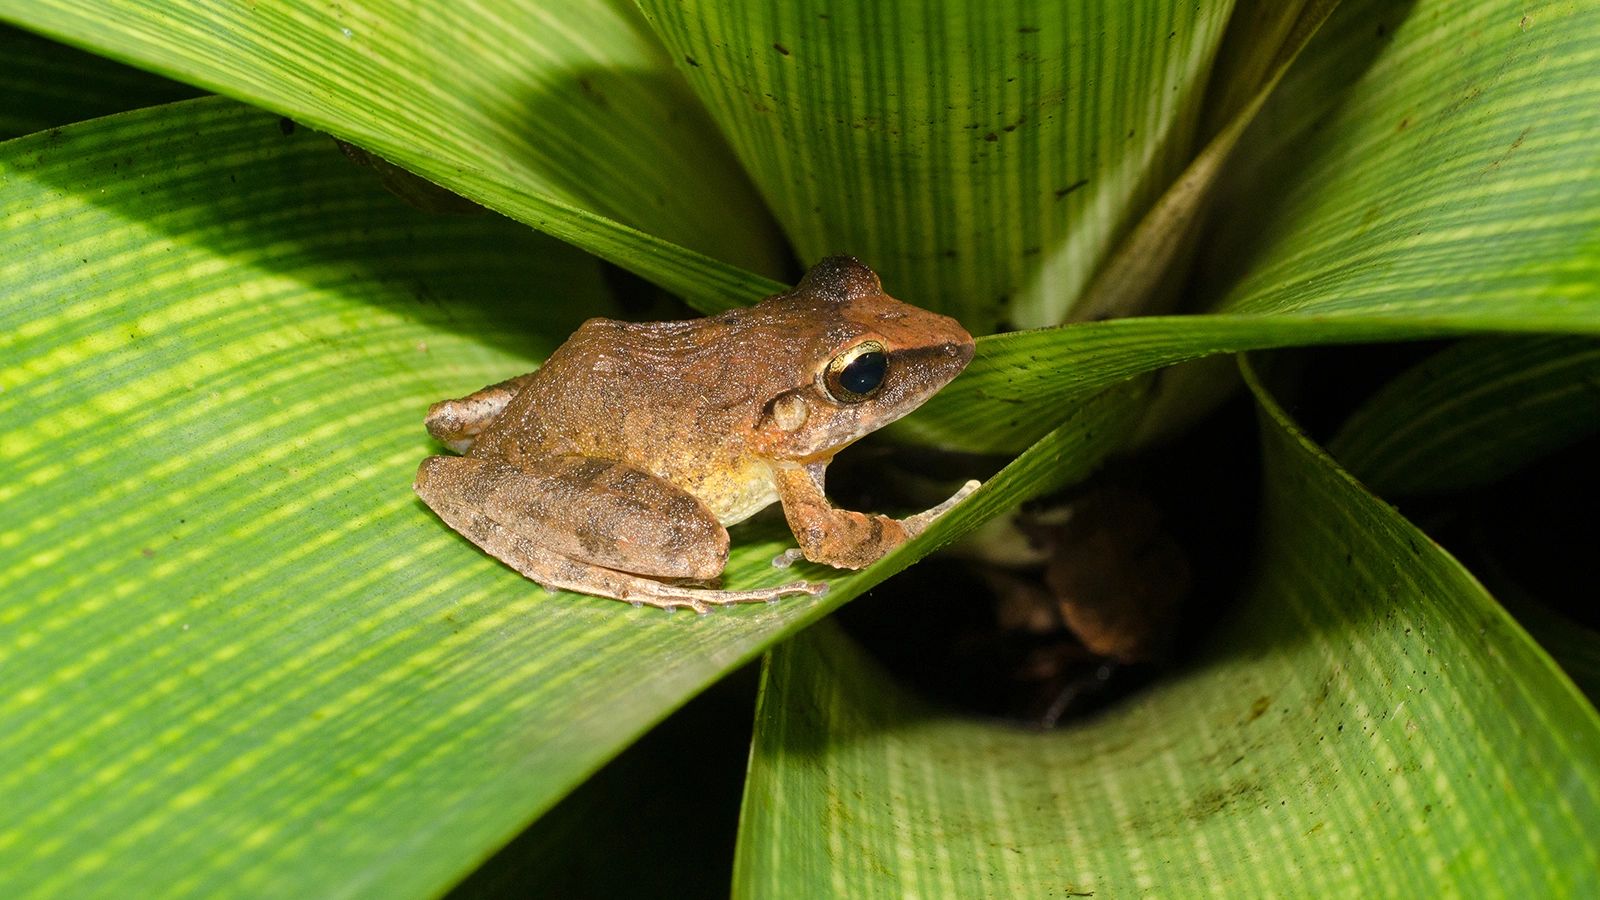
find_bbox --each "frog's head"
[752,255,974,462]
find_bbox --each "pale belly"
[692,457,782,527]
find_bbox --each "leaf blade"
[636,0,1236,331]
[0,22,204,140]
[1329,335,1600,496]
[732,355,1600,899]
[0,0,790,311]
[897,0,1600,452]
[0,97,1141,899]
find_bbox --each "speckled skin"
[414,255,976,612]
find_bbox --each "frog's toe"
[687,579,827,608]
[771,548,806,569]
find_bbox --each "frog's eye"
[824,340,888,403]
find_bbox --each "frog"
[414,255,979,613]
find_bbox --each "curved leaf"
[0,22,203,140]
[0,0,790,311]
[1325,334,1600,703]
[1481,564,1600,708]
[1067,0,1340,323]
[1208,0,1600,320]
[898,0,1600,452]
[442,671,759,900]
[635,0,1235,332]
[1329,335,1600,496]
[0,97,1143,899]
[732,355,1600,899]
[898,313,1517,452]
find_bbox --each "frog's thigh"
[424,372,537,453]
[416,454,729,581]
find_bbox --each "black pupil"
[840,350,887,396]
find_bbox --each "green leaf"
[1472,555,1600,709]
[0,97,1143,899]
[1323,333,1600,705]
[898,314,1499,453]
[0,0,790,311]
[1208,0,1600,320]
[0,22,203,140]
[634,0,1235,332]
[899,0,1600,453]
[732,355,1600,899]
[1068,0,1340,323]
[1328,335,1600,496]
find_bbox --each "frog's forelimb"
[769,462,982,570]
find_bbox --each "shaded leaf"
[1324,333,1600,705]
[444,667,759,900]
[1475,555,1600,709]
[0,22,203,140]
[1329,335,1600,496]
[732,355,1600,899]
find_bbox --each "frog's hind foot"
[620,579,829,615]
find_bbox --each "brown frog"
[414,255,978,613]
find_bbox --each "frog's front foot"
[770,469,985,571]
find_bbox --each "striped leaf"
[635,0,1235,333]
[1329,335,1600,496]
[1325,334,1600,704]
[0,0,790,311]
[0,22,203,140]
[899,0,1600,452]
[5,0,1599,895]
[1485,573,1600,708]
[732,357,1600,899]
[0,96,1145,899]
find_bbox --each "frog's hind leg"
[414,455,826,613]
[517,546,827,615]
[424,373,538,453]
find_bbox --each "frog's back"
[468,311,807,524]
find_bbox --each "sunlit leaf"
[0,96,1142,899]
[732,355,1600,899]
[0,0,790,311]
[900,0,1600,452]
[1067,0,1339,322]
